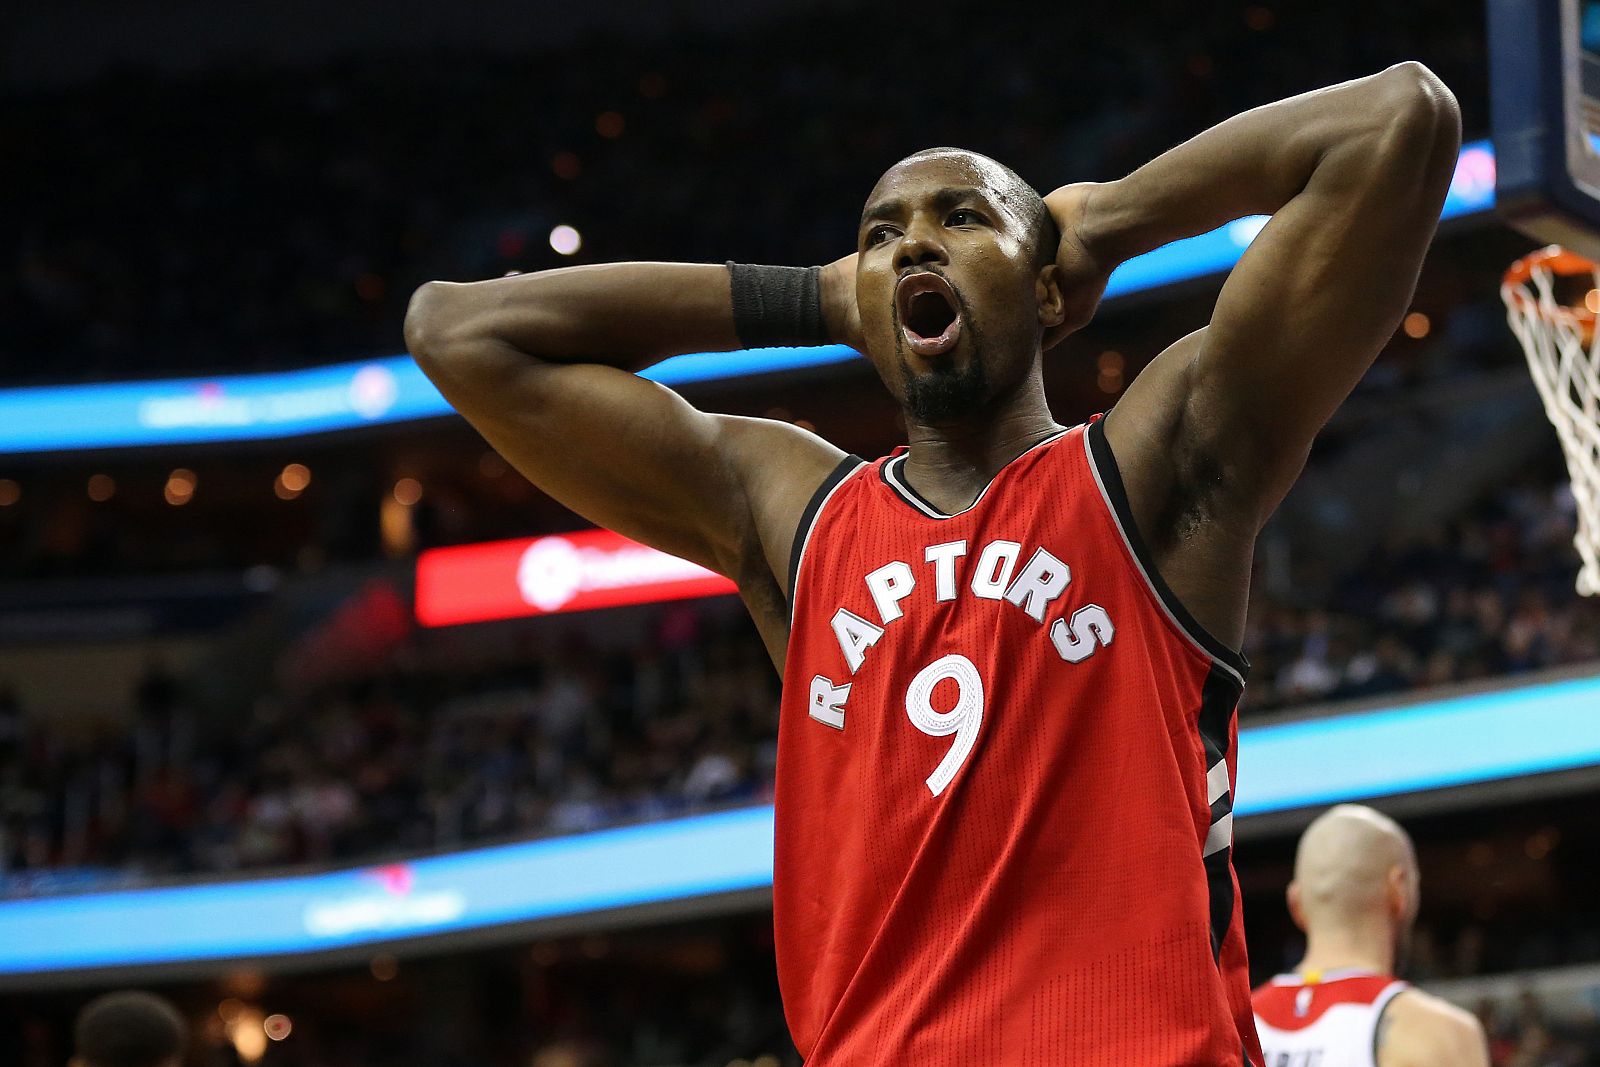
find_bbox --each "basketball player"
[1253,805,1489,1066]
[406,63,1459,1064]
[70,991,187,1067]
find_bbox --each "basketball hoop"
[1501,246,1600,596]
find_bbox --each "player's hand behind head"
[820,252,865,352]
[1042,182,1111,350]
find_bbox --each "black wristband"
[726,262,828,349]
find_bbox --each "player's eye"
[865,225,899,247]
[947,209,987,227]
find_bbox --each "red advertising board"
[415,529,737,626]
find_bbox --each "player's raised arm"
[1051,62,1461,530]
[403,259,859,603]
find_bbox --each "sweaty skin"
[404,62,1459,680]
[1282,806,1490,1067]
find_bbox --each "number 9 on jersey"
[905,653,985,797]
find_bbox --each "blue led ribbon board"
[0,143,1495,456]
[1236,673,1600,815]
[0,807,775,977]
[0,668,1594,980]
[0,347,861,455]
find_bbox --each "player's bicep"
[422,341,757,578]
[1188,74,1459,514]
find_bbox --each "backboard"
[1491,0,1600,257]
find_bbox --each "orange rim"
[1503,245,1599,287]
[1503,246,1599,338]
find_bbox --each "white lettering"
[923,540,967,602]
[829,541,1116,673]
[831,608,886,673]
[518,538,714,611]
[1003,547,1071,622]
[969,540,1022,600]
[808,675,850,729]
[865,560,916,624]
[302,890,466,938]
[1050,604,1115,663]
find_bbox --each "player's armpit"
[1183,65,1461,528]
[405,288,844,594]
[1377,989,1491,1067]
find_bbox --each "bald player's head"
[1288,804,1420,967]
[71,990,187,1067]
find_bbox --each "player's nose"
[894,219,949,272]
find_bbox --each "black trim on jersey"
[878,428,1071,520]
[880,454,945,516]
[1371,986,1403,1066]
[787,454,865,617]
[1084,417,1251,681]
[1198,663,1244,962]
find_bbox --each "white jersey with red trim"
[1251,970,1409,1067]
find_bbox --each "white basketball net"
[1501,250,1600,596]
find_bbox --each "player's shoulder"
[1377,987,1489,1067]
[712,414,860,597]
[714,414,853,501]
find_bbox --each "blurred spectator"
[1,611,779,878]
[1245,478,1600,713]
[72,990,186,1067]
[0,9,1591,1067]
[3,461,1597,888]
[2,0,1488,386]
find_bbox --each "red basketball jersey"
[1253,971,1410,1067]
[774,417,1260,1065]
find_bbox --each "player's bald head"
[865,147,1058,269]
[1291,804,1418,932]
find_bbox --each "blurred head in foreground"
[1288,803,1421,972]
[71,991,187,1067]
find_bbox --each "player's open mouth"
[896,272,963,357]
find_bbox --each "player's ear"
[1035,263,1065,329]
[1286,881,1307,932]
[1386,864,1408,919]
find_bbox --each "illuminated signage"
[0,143,1496,455]
[0,809,776,978]
[1103,139,1494,298]
[301,865,467,938]
[0,669,1595,979]
[415,528,736,626]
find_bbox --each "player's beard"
[897,323,989,424]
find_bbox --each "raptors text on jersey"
[1253,970,1411,1067]
[774,417,1261,1065]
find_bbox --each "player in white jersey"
[1251,805,1489,1067]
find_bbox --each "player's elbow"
[403,281,460,369]
[1375,61,1462,162]
[1380,61,1458,119]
